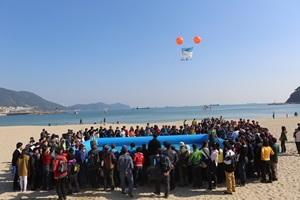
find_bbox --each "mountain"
[69,102,131,110]
[0,88,66,111]
[286,86,300,103]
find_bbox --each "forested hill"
[286,86,300,103]
[0,88,66,111]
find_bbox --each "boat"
[0,113,6,116]
[268,102,286,105]
[136,107,150,109]
[74,110,79,115]
[210,104,219,106]
[6,111,31,116]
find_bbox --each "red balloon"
[194,36,201,44]
[176,37,183,45]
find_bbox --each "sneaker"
[128,192,133,198]
[164,194,169,198]
[224,191,233,195]
[153,192,161,196]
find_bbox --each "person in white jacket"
[223,143,236,195]
[294,127,300,154]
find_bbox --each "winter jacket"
[17,154,30,176]
[53,155,68,179]
[133,152,144,167]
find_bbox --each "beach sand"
[1,117,300,199]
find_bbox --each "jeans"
[42,165,51,189]
[56,176,66,200]
[261,160,272,182]
[238,161,246,185]
[296,142,300,154]
[103,168,114,189]
[67,175,80,193]
[178,166,189,185]
[281,141,286,153]
[133,166,143,186]
[120,173,133,194]
[192,164,203,187]
[155,172,170,197]
[19,176,28,191]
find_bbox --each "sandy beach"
[1,117,300,200]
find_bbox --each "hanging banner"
[181,47,194,61]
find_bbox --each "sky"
[1,0,300,108]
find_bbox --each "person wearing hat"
[163,142,178,191]
[75,144,87,187]
[87,144,100,188]
[101,144,116,191]
[177,142,189,187]
[117,145,134,198]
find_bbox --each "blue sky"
[1,0,300,107]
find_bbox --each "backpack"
[70,162,80,175]
[57,159,68,173]
[223,155,237,173]
[157,155,171,172]
[87,153,98,169]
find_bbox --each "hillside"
[69,102,131,110]
[0,88,66,111]
[286,86,300,103]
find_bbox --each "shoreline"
[1,117,300,199]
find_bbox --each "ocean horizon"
[0,103,299,126]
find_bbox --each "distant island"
[286,86,300,104]
[0,88,131,115]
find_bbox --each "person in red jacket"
[53,148,68,200]
[40,147,53,190]
[133,147,144,187]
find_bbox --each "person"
[208,143,218,192]
[272,111,275,119]
[236,136,248,186]
[117,145,134,198]
[294,127,300,154]
[66,153,80,195]
[216,143,224,184]
[40,147,53,190]
[148,134,161,166]
[75,144,87,188]
[154,148,171,199]
[12,142,23,190]
[223,143,236,195]
[188,143,206,188]
[87,144,100,188]
[177,142,189,187]
[260,139,274,183]
[279,126,287,153]
[208,124,217,148]
[79,119,83,125]
[29,147,40,190]
[101,144,116,191]
[17,148,30,192]
[133,147,144,187]
[270,138,279,181]
[53,148,68,200]
[163,142,178,191]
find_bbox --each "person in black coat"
[12,142,23,190]
[148,134,161,166]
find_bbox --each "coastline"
[1,117,300,199]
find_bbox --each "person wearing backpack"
[87,144,100,188]
[177,142,189,187]
[101,144,117,191]
[53,148,68,200]
[66,153,80,195]
[117,145,134,198]
[154,148,171,199]
[223,143,236,195]
[133,147,144,188]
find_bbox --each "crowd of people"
[11,117,300,199]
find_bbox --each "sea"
[0,103,299,126]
